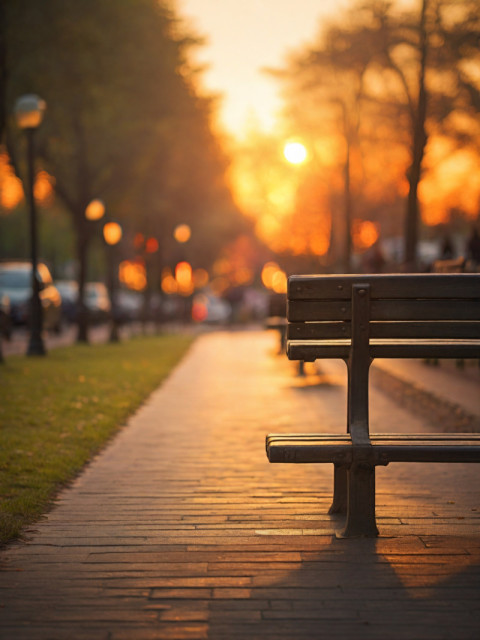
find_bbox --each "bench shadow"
[206,533,480,639]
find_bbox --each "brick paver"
[0,330,479,639]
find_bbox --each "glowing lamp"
[145,237,159,253]
[85,199,105,221]
[14,94,46,130]
[174,224,191,244]
[103,222,122,245]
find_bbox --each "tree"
[274,0,480,270]
[3,0,245,339]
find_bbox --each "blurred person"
[362,240,386,273]
[440,234,455,260]
[466,224,480,266]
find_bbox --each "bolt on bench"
[266,273,480,537]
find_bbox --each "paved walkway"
[1,330,479,639]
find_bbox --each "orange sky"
[177,0,349,134]
[177,0,415,136]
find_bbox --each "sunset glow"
[283,141,308,165]
[261,262,287,293]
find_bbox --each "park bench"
[266,273,480,537]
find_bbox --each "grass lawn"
[0,333,193,546]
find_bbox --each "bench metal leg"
[328,464,347,514]
[340,462,379,538]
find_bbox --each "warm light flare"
[85,199,105,221]
[145,237,159,253]
[174,224,191,244]
[283,141,308,165]
[353,220,379,250]
[419,146,480,226]
[103,222,122,245]
[271,270,287,294]
[119,260,147,291]
[34,171,55,206]
[0,154,24,210]
[161,267,177,294]
[261,261,287,293]
[175,261,194,296]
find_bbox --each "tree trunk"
[405,0,428,270]
[75,219,90,343]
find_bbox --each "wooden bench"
[266,273,480,537]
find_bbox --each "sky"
[176,0,349,135]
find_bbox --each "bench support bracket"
[340,462,379,538]
[328,464,347,514]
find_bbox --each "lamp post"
[103,221,122,342]
[14,94,47,356]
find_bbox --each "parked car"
[55,280,78,323]
[0,261,62,333]
[191,292,232,324]
[56,280,111,324]
[85,282,111,324]
[113,289,143,324]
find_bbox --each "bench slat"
[287,339,480,361]
[289,274,480,300]
[288,321,480,340]
[266,434,480,464]
[266,433,479,442]
[288,299,480,322]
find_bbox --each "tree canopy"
[272,0,480,270]
[2,0,247,336]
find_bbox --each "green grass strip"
[0,333,193,546]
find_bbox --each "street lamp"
[14,94,47,356]
[103,221,122,342]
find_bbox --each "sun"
[283,141,308,165]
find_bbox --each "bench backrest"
[288,274,480,343]
[288,273,480,440]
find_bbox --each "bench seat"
[266,433,480,464]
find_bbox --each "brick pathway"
[1,330,479,639]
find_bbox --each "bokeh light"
[173,224,191,244]
[119,260,147,291]
[145,237,159,253]
[85,199,105,221]
[103,222,122,245]
[175,261,194,296]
